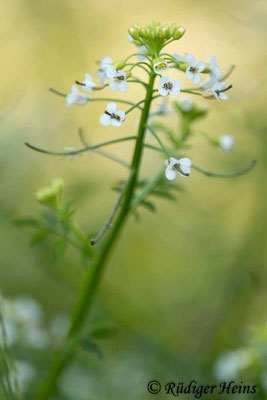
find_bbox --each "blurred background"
[0,0,266,398]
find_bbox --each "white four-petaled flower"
[165,157,192,180]
[99,102,126,127]
[81,73,96,93]
[210,82,228,102]
[106,67,127,93]
[97,56,113,84]
[185,54,205,85]
[158,76,181,97]
[65,85,89,107]
[219,134,234,153]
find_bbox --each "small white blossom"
[106,67,127,93]
[209,82,228,102]
[219,134,234,153]
[153,60,169,75]
[65,85,89,107]
[165,157,192,180]
[158,76,180,97]
[177,96,194,112]
[100,103,126,127]
[80,73,96,93]
[185,54,205,85]
[97,56,113,84]
[201,55,222,89]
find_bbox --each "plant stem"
[36,69,156,400]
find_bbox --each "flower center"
[163,82,173,90]
[114,75,125,82]
[104,111,121,121]
[155,63,166,71]
[173,162,189,177]
[189,66,198,73]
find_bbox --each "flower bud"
[173,26,186,40]
[114,61,126,70]
[126,72,132,79]
[128,28,139,40]
[36,178,64,207]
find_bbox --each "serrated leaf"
[80,339,103,359]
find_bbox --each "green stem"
[36,68,156,400]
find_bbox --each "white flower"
[219,134,234,153]
[65,85,89,107]
[100,103,126,127]
[106,67,127,93]
[158,76,180,97]
[80,73,96,93]
[97,56,113,84]
[201,55,222,89]
[185,54,205,85]
[165,157,192,180]
[209,82,228,102]
[177,96,194,112]
[153,61,169,75]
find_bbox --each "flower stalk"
[35,68,156,400]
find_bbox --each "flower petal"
[106,102,117,114]
[109,80,118,92]
[117,110,126,121]
[99,113,111,126]
[165,166,176,181]
[119,80,127,93]
[192,73,201,85]
[196,61,205,72]
[185,70,193,81]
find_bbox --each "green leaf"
[140,199,156,212]
[80,339,103,359]
[150,189,177,201]
[13,218,40,228]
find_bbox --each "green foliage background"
[0,0,266,398]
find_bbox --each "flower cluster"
[48,22,236,186]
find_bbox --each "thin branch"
[221,65,235,82]
[125,99,145,115]
[146,125,170,157]
[192,160,256,178]
[90,180,128,246]
[49,87,141,109]
[25,136,137,157]
[78,128,129,168]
